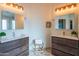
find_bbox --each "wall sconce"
[55,3,77,12]
[5,3,24,11]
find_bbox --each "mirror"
[1,11,15,30]
[1,10,24,30]
[55,14,77,30]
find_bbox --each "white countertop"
[0,36,29,43]
[52,35,79,40]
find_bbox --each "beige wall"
[20,4,53,49]
[78,15,79,37]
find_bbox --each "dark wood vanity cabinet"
[51,36,79,56]
[0,37,29,56]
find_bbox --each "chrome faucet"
[12,31,15,38]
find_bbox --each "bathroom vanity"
[51,36,79,56]
[51,12,79,56]
[0,37,29,56]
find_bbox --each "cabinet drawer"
[52,43,78,55]
[52,36,79,48]
[52,48,73,56]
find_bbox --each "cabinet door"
[15,14,24,29]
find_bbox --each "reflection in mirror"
[15,14,24,29]
[70,20,73,30]
[58,19,66,29]
[2,19,7,30]
[12,20,15,30]
[55,14,76,30]
[1,11,15,30]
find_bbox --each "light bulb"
[16,6,18,8]
[20,8,23,10]
[10,4,13,7]
[66,6,68,9]
[71,5,74,8]
[60,8,63,11]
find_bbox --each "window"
[2,19,7,30]
[70,20,73,30]
[12,20,15,29]
[58,19,66,29]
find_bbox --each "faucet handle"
[63,31,65,36]
[13,31,15,37]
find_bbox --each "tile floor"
[29,49,53,56]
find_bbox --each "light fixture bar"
[55,3,77,12]
[5,3,24,11]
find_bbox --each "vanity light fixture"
[55,3,77,12]
[5,3,24,11]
